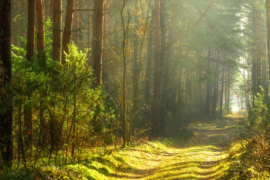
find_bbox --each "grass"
[1,116,244,180]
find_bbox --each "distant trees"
[0,0,267,169]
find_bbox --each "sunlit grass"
[2,115,243,179]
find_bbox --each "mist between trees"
[0,0,269,178]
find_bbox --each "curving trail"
[110,116,242,180]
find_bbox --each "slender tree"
[52,0,62,62]
[36,0,45,57]
[25,0,36,149]
[0,0,13,167]
[145,9,154,114]
[152,0,161,138]
[219,65,225,116]
[133,0,139,98]
[50,0,54,17]
[266,0,270,98]
[93,0,104,87]
[62,0,75,64]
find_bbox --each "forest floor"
[55,115,242,180]
[11,115,243,180]
[104,116,243,180]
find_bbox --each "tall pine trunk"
[36,0,45,57]
[219,66,225,117]
[152,0,161,138]
[87,2,92,64]
[159,0,166,133]
[133,0,139,98]
[78,0,84,50]
[227,68,230,113]
[145,11,154,121]
[93,0,104,87]
[62,0,75,64]
[52,0,62,62]
[25,0,36,150]
[204,51,211,117]
[0,0,13,167]
[266,0,270,101]
[14,0,18,46]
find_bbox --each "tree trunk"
[212,58,219,116]
[92,0,104,87]
[25,0,35,150]
[62,0,75,64]
[72,0,79,44]
[21,0,26,39]
[36,0,46,148]
[14,0,18,46]
[0,0,13,167]
[152,0,161,138]
[252,8,258,107]
[87,2,92,64]
[145,11,154,121]
[78,0,84,50]
[36,0,45,57]
[103,0,110,88]
[50,0,54,17]
[120,0,127,148]
[204,51,211,117]
[227,68,230,113]
[52,0,62,62]
[159,0,166,133]
[26,0,35,61]
[266,0,270,101]
[256,6,262,94]
[219,66,225,117]
[133,0,139,98]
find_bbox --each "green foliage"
[246,86,268,129]
[0,169,35,180]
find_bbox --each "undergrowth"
[223,88,270,179]
[1,139,174,180]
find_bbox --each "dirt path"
[111,117,240,180]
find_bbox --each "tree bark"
[252,8,258,107]
[52,0,62,62]
[103,0,110,88]
[72,0,79,44]
[14,0,18,46]
[26,0,35,61]
[212,55,219,116]
[87,2,92,64]
[36,0,45,57]
[62,0,75,64]
[204,51,211,117]
[145,10,154,120]
[152,0,161,138]
[0,0,13,167]
[266,0,270,101]
[133,0,139,98]
[25,0,35,150]
[159,0,166,134]
[92,0,104,87]
[50,0,54,17]
[219,66,225,117]
[227,68,230,113]
[78,0,84,50]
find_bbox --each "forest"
[1,0,270,179]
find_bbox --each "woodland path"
[110,116,242,180]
